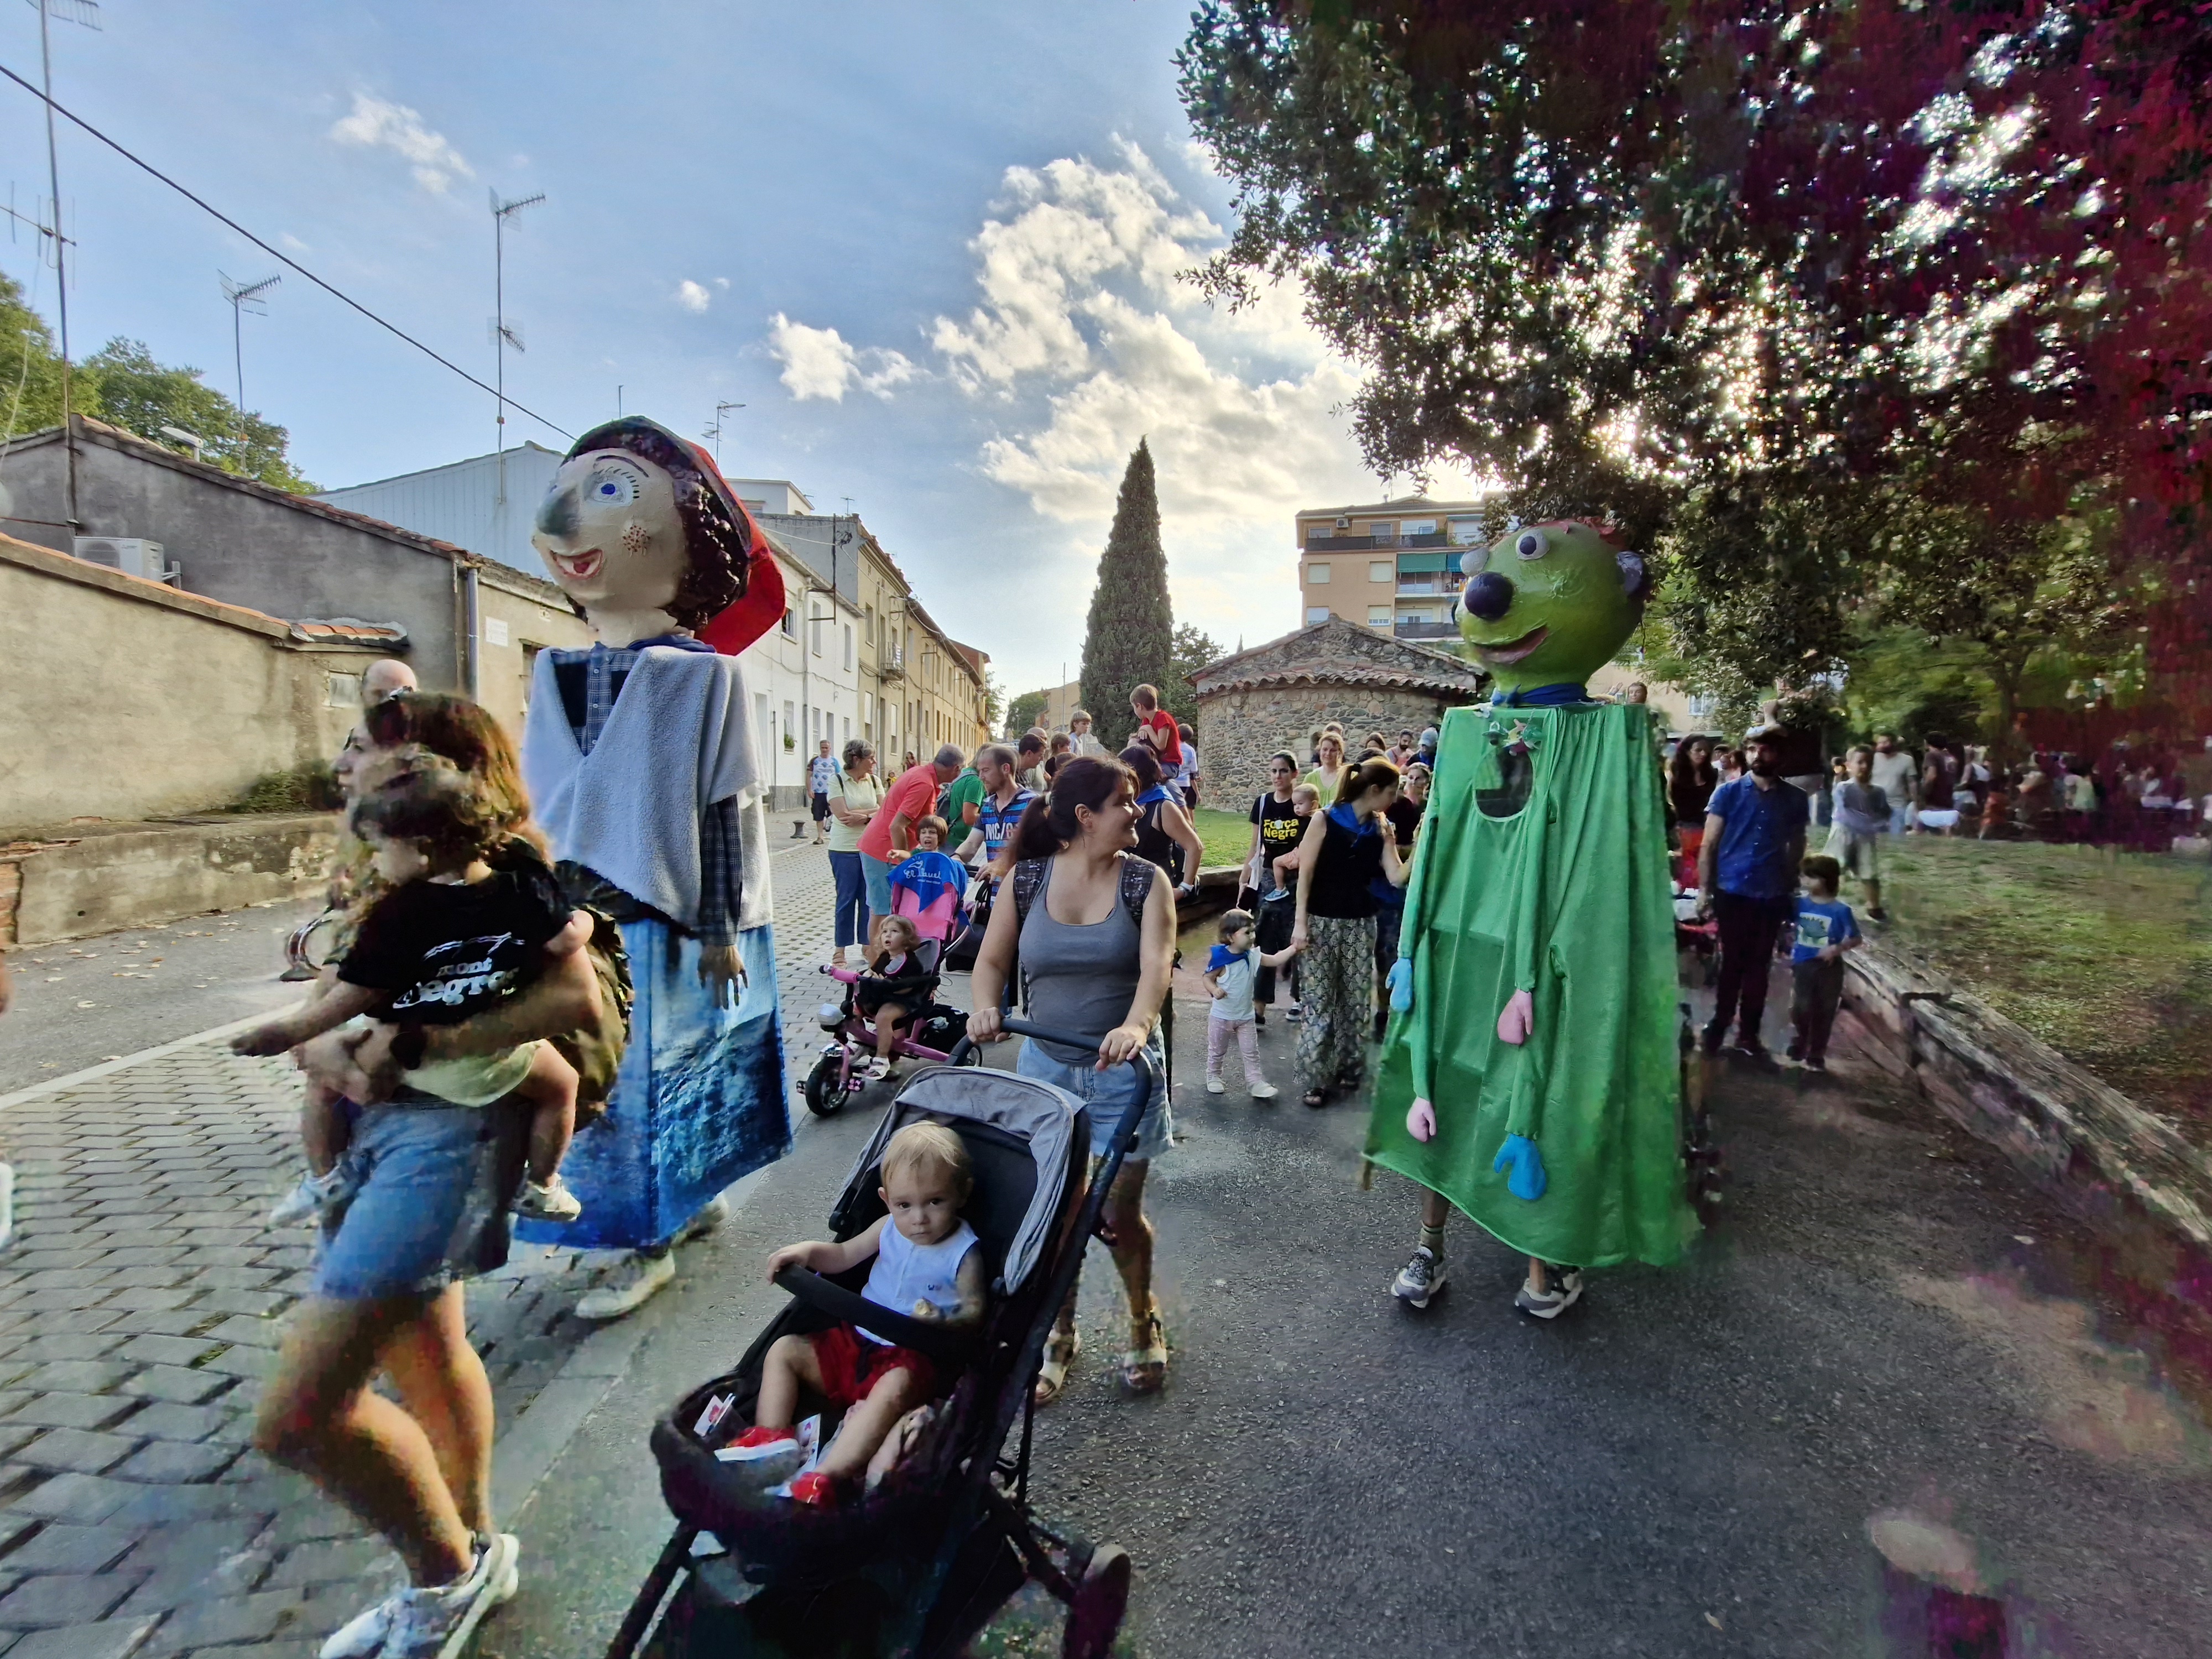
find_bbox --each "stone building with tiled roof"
[1188,617,1487,804]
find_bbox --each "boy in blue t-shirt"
[1787,853,1862,1072]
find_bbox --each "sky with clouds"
[0,1,1464,693]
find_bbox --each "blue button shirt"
[1707,775,1811,899]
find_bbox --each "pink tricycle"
[801,956,974,1116]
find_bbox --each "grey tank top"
[1019,856,1142,1066]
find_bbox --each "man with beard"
[1697,726,1809,1060]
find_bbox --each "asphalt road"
[479,975,2212,1658]
[0,899,321,1093]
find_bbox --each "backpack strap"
[1118,852,1155,931]
[1010,858,1048,931]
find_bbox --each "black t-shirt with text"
[1251,791,1305,860]
[340,854,571,1025]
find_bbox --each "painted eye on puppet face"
[583,464,641,507]
[1514,529,1548,561]
[1459,542,1490,576]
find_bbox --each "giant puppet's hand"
[1407,1097,1437,1142]
[700,945,747,1008]
[1496,987,1535,1046]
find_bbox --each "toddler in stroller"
[854,917,942,1083]
[730,1124,989,1507]
[609,1020,1146,1659]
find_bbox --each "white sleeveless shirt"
[859,1218,979,1344]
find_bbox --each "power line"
[0,60,575,441]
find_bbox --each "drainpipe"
[460,560,482,700]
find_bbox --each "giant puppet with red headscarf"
[518,418,791,1318]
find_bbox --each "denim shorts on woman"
[862,852,896,920]
[312,1095,518,1301]
[1016,1036,1173,1163]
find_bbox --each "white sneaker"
[377,1532,520,1659]
[320,1588,401,1659]
[1392,1246,1447,1310]
[575,1250,676,1321]
[1515,1266,1585,1320]
[1204,1074,1227,1095]
[321,1534,515,1659]
[272,1166,353,1228]
[514,1176,582,1222]
[1248,1081,1279,1100]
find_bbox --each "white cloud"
[763,139,1467,669]
[674,280,712,314]
[278,232,310,253]
[766,314,917,401]
[714,276,731,290]
[328,93,474,195]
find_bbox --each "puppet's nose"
[1463,571,1515,622]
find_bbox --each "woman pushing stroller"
[966,754,1176,1402]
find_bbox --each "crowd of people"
[1668,727,2210,856]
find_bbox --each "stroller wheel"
[802,1053,846,1117]
[1060,1543,1130,1659]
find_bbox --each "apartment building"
[1295,495,1490,642]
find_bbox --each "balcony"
[1395,581,1444,598]
[875,647,905,681]
[1301,530,1453,551]
[1394,619,1460,642]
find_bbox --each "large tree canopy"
[1177,2,2212,713]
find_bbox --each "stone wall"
[1837,942,2212,1389]
[0,535,375,837]
[1197,684,1465,805]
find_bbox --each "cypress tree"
[1078,439,1176,744]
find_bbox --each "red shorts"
[808,1322,936,1407]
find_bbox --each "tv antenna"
[218,272,278,410]
[703,400,744,461]
[489,187,544,502]
[30,0,101,533]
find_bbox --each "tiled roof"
[1192,617,1485,697]
[286,619,409,646]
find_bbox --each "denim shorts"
[1017,1036,1173,1164]
[862,852,896,918]
[312,1095,518,1301]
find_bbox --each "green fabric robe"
[1366,701,1695,1268]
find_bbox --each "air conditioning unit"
[74,536,180,586]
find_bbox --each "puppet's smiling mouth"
[1472,624,1548,665]
[550,547,604,580]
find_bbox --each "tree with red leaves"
[1178,1,2212,725]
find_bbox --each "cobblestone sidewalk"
[0,841,842,1658]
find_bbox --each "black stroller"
[606,1019,1149,1659]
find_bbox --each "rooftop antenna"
[218,271,278,410]
[488,187,545,507]
[31,0,101,534]
[703,399,743,462]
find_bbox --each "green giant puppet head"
[1453,519,1648,696]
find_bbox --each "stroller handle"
[947,1017,1160,1087]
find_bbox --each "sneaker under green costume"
[1365,692,1695,1270]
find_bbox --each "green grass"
[1190,806,1255,872]
[1876,837,2212,1147]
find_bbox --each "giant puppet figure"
[518,418,791,1319]
[1368,519,1694,1319]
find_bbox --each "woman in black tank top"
[1119,747,1204,889]
[1290,757,1410,1108]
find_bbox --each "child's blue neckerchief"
[1205,943,1249,973]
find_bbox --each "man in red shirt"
[1131,684,1182,771]
[860,743,967,927]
